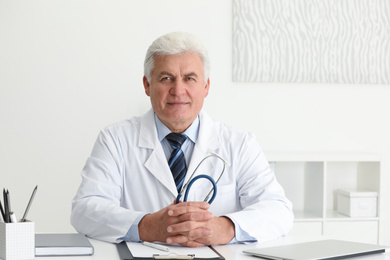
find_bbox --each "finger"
[180,240,206,248]
[167,228,212,247]
[183,201,210,210]
[167,219,198,233]
[167,202,210,217]
[186,227,213,242]
[165,211,213,227]
[173,201,210,210]
[168,221,213,237]
[176,211,214,222]
[166,234,188,245]
[165,212,214,232]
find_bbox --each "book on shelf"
[35,233,94,256]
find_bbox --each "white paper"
[126,242,220,258]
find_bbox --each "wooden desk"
[35,236,390,260]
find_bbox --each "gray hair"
[144,32,210,85]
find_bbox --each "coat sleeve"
[224,133,294,244]
[70,129,142,243]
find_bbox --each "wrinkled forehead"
[152,53,205,75]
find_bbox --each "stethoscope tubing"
[175,174,217,204]
[175,152,227,205]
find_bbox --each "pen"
[142,242,171,252]
[6,189,11,220]
[10,212,18,223]
[3,189,10,223]
[0,199,5,222]
[21,185,38,222]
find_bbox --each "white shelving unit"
[266,151,382,244]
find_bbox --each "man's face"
[143,52,210,133]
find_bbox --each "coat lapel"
[139,109,177,197]
[182,111,223,198]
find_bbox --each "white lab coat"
[71,109,293,244]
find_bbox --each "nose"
[169,79,187,95]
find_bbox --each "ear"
[143,76,151,96]
[204,78,210,98]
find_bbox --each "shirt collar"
[155,113,199,143]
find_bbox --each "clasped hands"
[139,200,235,247]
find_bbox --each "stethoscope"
[175,151,229,205]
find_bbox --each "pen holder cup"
[0,221,35,260]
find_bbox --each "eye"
[160,77,173,82]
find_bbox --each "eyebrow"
[183,72,199,78]
[157,71,199,78]
[158,71,175,78]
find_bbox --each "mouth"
[167,101,189,106]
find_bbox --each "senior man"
[71,32,293,247]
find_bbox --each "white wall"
[1,0,389,243]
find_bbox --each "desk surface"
[35,236,390,260]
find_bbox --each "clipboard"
[117,242,225,260]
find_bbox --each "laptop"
[243,239,388,260]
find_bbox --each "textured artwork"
[233,0,390,84]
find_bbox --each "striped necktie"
[166,133,187,191]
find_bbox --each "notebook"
[35,233,94,256]
[243,239,388,260]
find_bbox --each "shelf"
[293,210,323,221]
[293,210,379,222]
[272,161,324,218]
[268,151,382,244]
[325,210,379,221]
[266,151,381,162]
